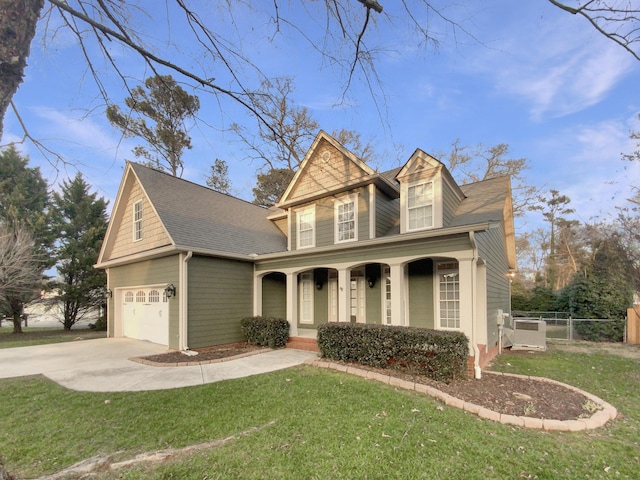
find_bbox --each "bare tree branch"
[548,0,640,61]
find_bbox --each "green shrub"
[89,314,107,331]
[317,323,468,382]
[240,316,290,348]
[574,319,625,342]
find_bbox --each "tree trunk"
[0,0,45,139]
[12,314,22,334]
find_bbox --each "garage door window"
[148,290,160,303]
[124,291,133,303]
[136,291,146,303]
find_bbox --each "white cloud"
[542,115,640,223]
[466,7,636,121]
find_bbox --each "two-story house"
[96,130,516,374]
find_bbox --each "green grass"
[0,326,106,348]
[1,344,639,479]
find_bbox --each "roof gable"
[98,164,172,264]
[278,130,375,207]
[99,163,287,265]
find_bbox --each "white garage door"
[122,288,169,345]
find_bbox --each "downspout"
[469,232,482,379]
[180,251,193,351]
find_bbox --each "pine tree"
[51,173,109,330]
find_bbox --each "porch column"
[457,257,476,347]
[390,263,405,326]
[337,268,350,323]
[253,274,262,316]
[286,272,299,336]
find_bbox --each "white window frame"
[349,273,366,324]
[406,181,433,231]
[296,206,316,249]
[334,194,358,244]
[133,200,143,241]
[436,262,460,330]
[299,273,314,324]
[382,266,392,325]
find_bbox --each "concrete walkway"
[0,338,318,392]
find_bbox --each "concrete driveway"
[0,338,317,392]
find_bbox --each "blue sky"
[2,1,639,234]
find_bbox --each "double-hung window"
[407,182,433,231]
[335,194,357,243]
[133,200,143,241]
[297,206,315,249]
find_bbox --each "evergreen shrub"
[317,323,468,382]
[240,316,289,348]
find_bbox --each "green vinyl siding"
[376,195,399,237]
[408,258,434,328]
[187,255,253,348]
[476,225,511,348]
[315,198,333,247]
[108,255,180,348]
[312,269,329,327]
[262,272,286,319]
[365,264,382,324]
[358,191,370,241]
[442,181,462,227]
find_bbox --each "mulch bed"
[136,343,599,421]
[137,342,266,364]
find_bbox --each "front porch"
[286,328,319,352]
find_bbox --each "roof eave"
[254,222,492,261]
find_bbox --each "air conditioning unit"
[512,319,546,351]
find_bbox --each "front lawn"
[0,326,106,348]
[1,343,638,479]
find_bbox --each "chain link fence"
[512,311,626,342]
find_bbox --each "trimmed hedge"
[317,323,469,382]
[240,316,290,348]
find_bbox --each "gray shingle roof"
[450,176,509,227]
[130,163,287,256]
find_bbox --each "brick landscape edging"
[306,359,617,431]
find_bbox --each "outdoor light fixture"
[316,280,323,291]
[164,284,176,298]
[105,288,113,299]
[368,277,376,289]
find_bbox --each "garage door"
[122,288,169,345]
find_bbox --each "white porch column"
[337,268,350,323]
[457,257,476,348]
[390,263,405,326]
[253,273,262,316]
[286,272,299,336]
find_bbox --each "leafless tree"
[0,225,43,333]
[231,78,320,172]
[1,1,638,163]
[549,0,640,62]
[438,139,538,217]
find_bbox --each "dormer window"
[407,181,433,231]
[133,200,143,241]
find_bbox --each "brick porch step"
[286,336,320,352]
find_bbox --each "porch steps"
[286,336,320,352]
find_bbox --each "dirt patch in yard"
[547,339,640,359]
